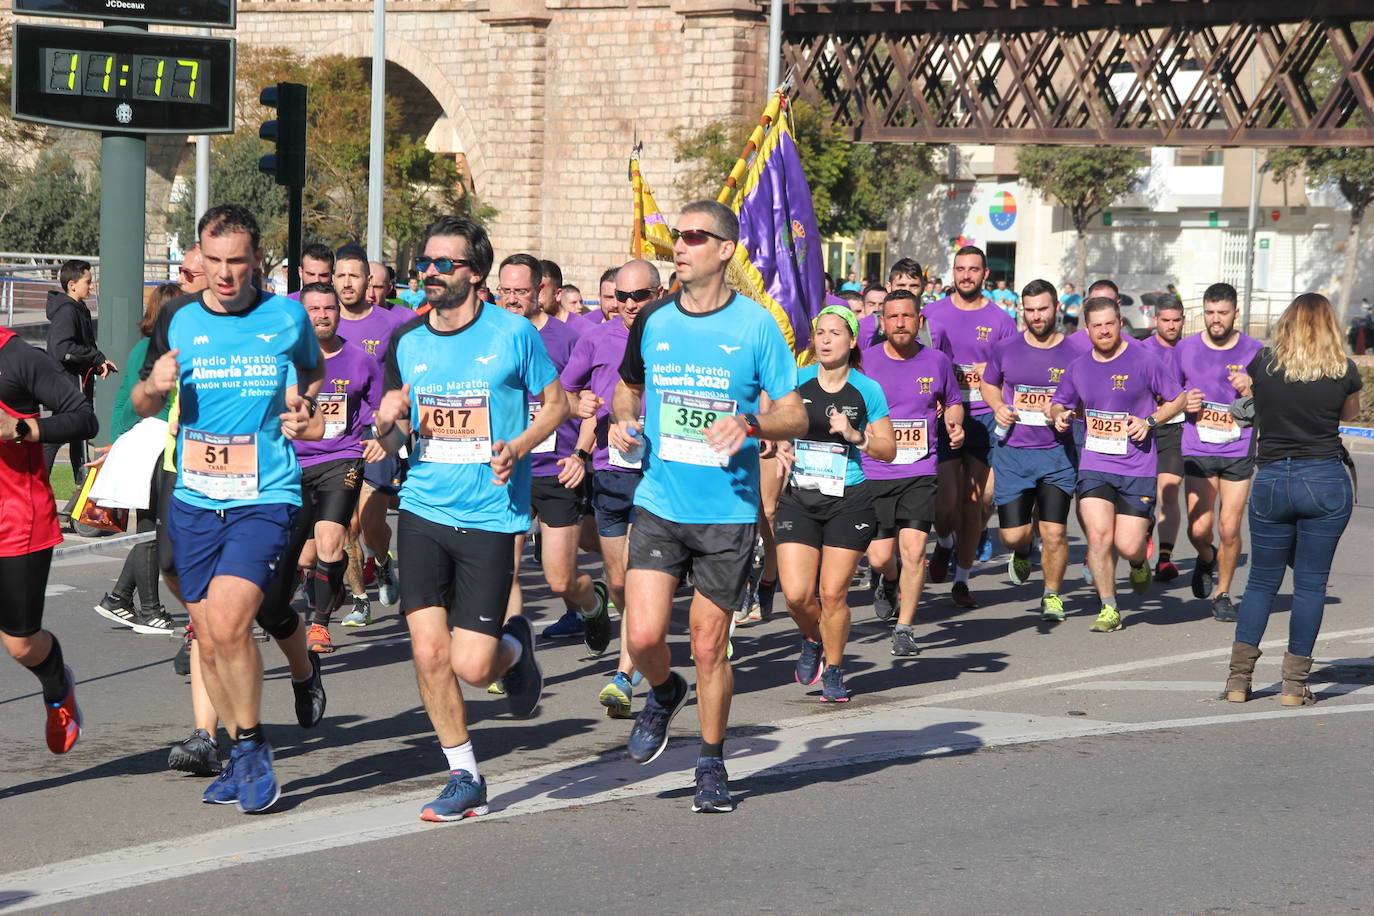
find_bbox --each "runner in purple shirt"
[980,280,1090,622]
[1176,283,1265,623]
[498,254,610,653]
[922,246,1017,608]
[562,259,661,718]
[1136,296,1187,583]
[857,289,965,657]
[1050,297,1185,634]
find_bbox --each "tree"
[0,150,101,255]
[166,131,288,268]
[1016,146,1145,294]
[672,99,941,238]
[1266,148,1374,318]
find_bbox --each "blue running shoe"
[420,770,489,822]
[820,666,851,703]
[691,756,734,813]
[541,608,584,639]
[202,750,238,805]
[628,672,688,764]
[599,671,634,719]
[235,738,280,814]
[499,616,543,718]
[795,638,823,686]
[977,528,994,563]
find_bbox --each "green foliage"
[167,131,288,268]
[1015,146,1146,233]
[1266,147,1374,222]
[672,99,941,237]
[0,150,101,254]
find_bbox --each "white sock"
[954,565,970,584]
[442,740,479,778]
[501,632,523,667]
[937,533,954,549]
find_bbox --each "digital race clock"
[11,23,234,133]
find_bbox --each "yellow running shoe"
[1089,605,1122,633]
[1129,561,1151,595]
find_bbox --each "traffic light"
[259,82,307,187]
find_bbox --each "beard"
[428,274,472,311]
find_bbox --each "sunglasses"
[415,256,471,274]
[615,287,656,303]
[670,227,727,246]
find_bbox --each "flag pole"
[716,76,795,205]
[631,142,645,259]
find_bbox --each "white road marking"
[1060,680,1370,695]
[43,584,74,598]
[3,698,1373,911]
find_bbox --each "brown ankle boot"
[1222,641,1262,702]
[1280,652,1317,706]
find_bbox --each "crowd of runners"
[0,198,1358,818]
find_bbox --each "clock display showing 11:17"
[42,47,208,104]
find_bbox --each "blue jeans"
[1234,458,1352,657]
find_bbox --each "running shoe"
[1040,593,1066,622]
[976,529,994,563]
[130,606,176,636]
[168,728,222,776]
[307,623,334,654]
[599,671,634,719]
[753,577,776,622]
[234,738,280,814]
[582,580,612,655]
[541,608,584,640]
[363,555,377,587]
[1082,562,1094,585]
[928,544,953,583]
[795,638,823,686]
[820,666,850,703]
[420,770,489,822]
[293,651,327,728]
[1211,592,1237,623]
[486,682,506,695]
[341,595,372,628]
[44,665,82,754]
[174,624,193,677]
[299,568,316,614]
[951,581,978,609]
[733,601,753,626]
[691,756,734,813]
[202,752,239,805]
[1154,559,1180,582]
[891,626,921,657]
[872,576,899,621]
[1191,553,1216,600]
[1089,605,1123,633]
[375,552,399,606]
[1008,551,1031,586]
[627,671,688,764]
[499,616,543,718]
[1129,561,1151,595]
[93,592,138,629]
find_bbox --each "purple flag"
[733,119,826,352]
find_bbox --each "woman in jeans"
[1223,293,1361,705]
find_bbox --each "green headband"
[815,304,859,340]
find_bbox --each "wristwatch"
[301,394,319,418]
[12,419,30,442]
[1145,415,1158,429]
[574,448,593,462]
[741,413,760,437]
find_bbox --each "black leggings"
[111,470,163,611]
[0,548,53,637]
[997,482,1073,529]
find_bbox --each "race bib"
[792,439,847,496]
[1084,409,1130,455]
[416,394,491,464]
[1197,400,1241,444]
[657,391,736,467]
[528,401,556,455]
[955,363,984,404]
[319,393,347,440]
[1012,385,1055,427]
[182,428,258,500]
[891,419,928,464]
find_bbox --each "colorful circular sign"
[989,190,1017,231]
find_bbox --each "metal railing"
[1,254,184,327]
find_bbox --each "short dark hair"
[1202,282,1238,306]
[599,267,618,286]
[953,245,987,269]
[882,289,922,312]
[299,281,338,304]
[1087,277,1119,298]
[59,259,91,294]
[421,215,494,283]
[563,284,580,296]
[500,253,543,287]
[889,258,924,284]
[1083,296,1121,320]
[301,243,334,268]
[198,203,261,251]
[1155,293,1184,314]
[385,264,396,283]
[1021,278,1058,303]
[539,259,563,291]
[680,200,740,243]
[838,290,863,305]
[335,244,369,272]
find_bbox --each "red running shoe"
[45,665,82,754]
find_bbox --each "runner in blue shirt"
[134,204,326,815]
[610,200,805,812]
[372,215,567,823]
